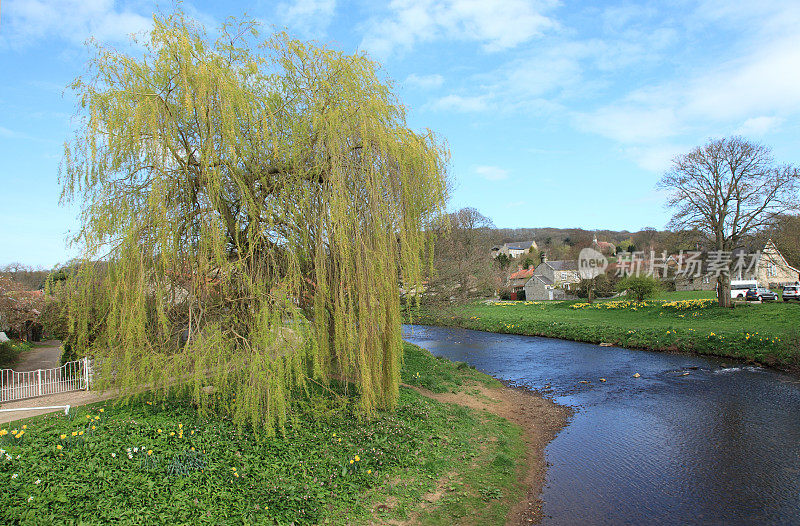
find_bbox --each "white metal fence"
[0,357,91,403]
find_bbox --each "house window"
[767,263,777,277]
[702,275,710,284]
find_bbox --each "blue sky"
[2,0,800,267]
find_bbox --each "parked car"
[731,280,758,299]
[745,287,779,302]
[782,285,800,302]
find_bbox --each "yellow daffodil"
[367,469,372,474]
[148,450,153,455]
[91,426,96,430]
[56,445,62,450]
[71,431,77,437]
[354,455,360,462]
[60,434,66,440]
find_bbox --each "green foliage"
[616,275,661,301]
[401,342,499,392]
[495,253,511,270]
[0,346,523,525]
[0,341,30,369]
[60,13,447,433]
[520,256,536,269]
[0,342,15,369]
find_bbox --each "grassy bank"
[0,343,527,525]
[410,294,800,369]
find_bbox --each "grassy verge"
[0,340,32,369]
[0,343,525,525]
[409,296,800,370]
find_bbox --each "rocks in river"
[600,378,607,382]
[681,372,690,376]
[633,373,641,378]
[579,380,590,384]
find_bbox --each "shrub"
[616,275,661,301]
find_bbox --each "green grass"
[0,340,32,369]
[649,290,716,301]
[410,298,800,369]
[401,342,501,393]
[0,343,525,525]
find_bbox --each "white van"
[730,279,758,299]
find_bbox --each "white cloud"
[1,0,151,47]
[0,126,20,138]
[574,104,682,144]
[0,126,36,141]
[572,3,800,171]
[429,94,491,113]
[475,165,509,181]
[735,116,783,137]
[360,0,558,59]
[622,144,689,173]
[276,0,336,36]
[405,73,444,90]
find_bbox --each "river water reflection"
[402,324,800,525]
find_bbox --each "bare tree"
[427,208,498,302]
[658,137,799,306]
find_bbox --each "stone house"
[739,240,800,287]
[507,265,535,298]
[674,240,799,291]
[522,259,580,301]
[491,240,537,259]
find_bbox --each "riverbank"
[402,343,571,524]
[409,298,800,371]
[0,343,568,525]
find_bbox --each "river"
[402,324,800,525]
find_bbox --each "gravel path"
[13,340,63,372]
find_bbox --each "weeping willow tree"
[60,13,448,433]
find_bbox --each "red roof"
[508,267,535,280]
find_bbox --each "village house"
[491,240,537,259]
[506,265,535,299]
[592,233,616,255]
[674,240,800,291]
[522,258,580,301]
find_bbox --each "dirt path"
[13,340,63,372]
[409,383,571,525]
